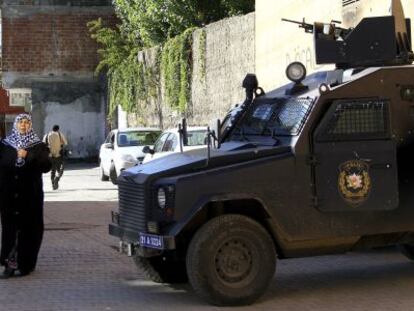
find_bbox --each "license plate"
[139,233,164,249]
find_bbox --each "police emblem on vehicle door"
[338,160,371,206]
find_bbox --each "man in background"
[44,125,68,190]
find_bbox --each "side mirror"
[104,142,114,149]
[143,146,154,155]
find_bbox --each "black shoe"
[16,269,30,277]
[0,267,15,279]
[52,180,58,190]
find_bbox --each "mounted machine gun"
[282,1,414,69]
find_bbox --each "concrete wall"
[1,2,115,158]
[128,13,255,130]
[256,0,414,90]
[256,0,341,91]
[31,81,105,158]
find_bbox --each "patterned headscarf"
[3,113,41,149]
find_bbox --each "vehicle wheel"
[133,255,188,283]
[186,214,276,306]
[109,163,118,184]
[100,164,109,181]
[399,244,414,260]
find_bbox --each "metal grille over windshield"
[277,98,314,135]
[230,97,314,139]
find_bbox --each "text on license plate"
[139,233,164,249]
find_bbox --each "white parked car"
[142,126,208,164]
[99,128,161,183]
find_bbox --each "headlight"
[121,154,135,162]
[156,185,175,210]
[157,188,167,209]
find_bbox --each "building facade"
[1,0,115,158]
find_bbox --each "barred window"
[317,99,390,141]
[342,0,360,7]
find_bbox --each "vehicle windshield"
[117,130,161,147]
[228,97,314,140]
[187,130,207,146]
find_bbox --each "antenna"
[182,118,188,146]
[205,126,212,167]
[216,119,221,149]
[178,118,189,153]
[178,123,183,153]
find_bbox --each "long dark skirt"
[0,204,44,273]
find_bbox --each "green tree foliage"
[89,0,254,116]
[88,18,136,74]
[113,0,254,47]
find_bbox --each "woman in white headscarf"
[0,113,51,278]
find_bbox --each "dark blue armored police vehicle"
[109,0,414,306]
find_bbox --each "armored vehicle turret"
[109,0,414,306]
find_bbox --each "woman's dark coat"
[0,141,51,273]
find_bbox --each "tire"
[100,164,109,181]
[133,255,188,284]
[186,214,276,306]
[109,163,118,185]
[399,244,414,260]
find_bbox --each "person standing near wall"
[0,113,51,278]
[44,125,68,190]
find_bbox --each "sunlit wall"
[256,0,414,90]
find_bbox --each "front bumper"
[109,223,176,255]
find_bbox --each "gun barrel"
[282,18,314,33]
[281,18,302,25]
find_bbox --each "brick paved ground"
[1,164,414,310]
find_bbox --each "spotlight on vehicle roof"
[319,83,330,94]
[286,62,307,83]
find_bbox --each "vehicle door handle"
[353,152,371,163]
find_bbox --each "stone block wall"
[128,12,255,130]
[191,12,255,127]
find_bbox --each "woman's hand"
[17,149,27,158]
